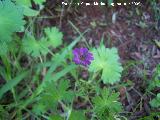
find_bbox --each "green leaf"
[0,105,9,120]
[32,103,46,115]
[92,88,122,120]
[22,35,49,57]
[155,40,160,48]
[23,6,39,16]
[16,0,46,6]
[15,0,40,16]
[33,80,74,114]
[42,31,86,84]
[138,112,160,120]
[49,114,63,120]
[33,0,46,5]
[150,93,160,108]
[0,0,25,55]
[89,45,123,84]
[44,27,63,48]
[0,71,28,99]
[15,0,32,7]
[148,64,160,90]
[36,35,82,94]
[21,31,86,109]
[69,110,86,120]
[46,64,76,82]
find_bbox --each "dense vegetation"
[0,0,159,120]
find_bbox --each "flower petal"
[73,48,79,55]
[72,47,94,67]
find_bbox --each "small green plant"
[44,27,63,48]
[0,1,125,117]
[148,64,160,90]
[142,64,160,120]
[89,44,123,84]
[33,79,74,115]
[150,93,160,108]
[0,0,25,55]
[22,35,49,57]
[0,0,46,55]
[15,0,46,16]
[92,88,122,120]
[2,1,155,119]
[22,27,63,57]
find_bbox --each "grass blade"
[0,71,29,99]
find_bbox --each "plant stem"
[68,20,91,49]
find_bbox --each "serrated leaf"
[0,0,25,55]
[89,45,123,84]
[32,103,46,115]
[92,88,122,120]
[44,27,63,48]
[23,32,85,110]
[22,35,49,57]
[33,80,74,114]
[43,79,74,103]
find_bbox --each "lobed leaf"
[0,0,25,55]
[33,79,74,114]
[44,27,63,48]
[22,35,49,57]
[89,45,123,84]
[92,88,122,120]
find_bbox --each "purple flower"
[72,48,94,67]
